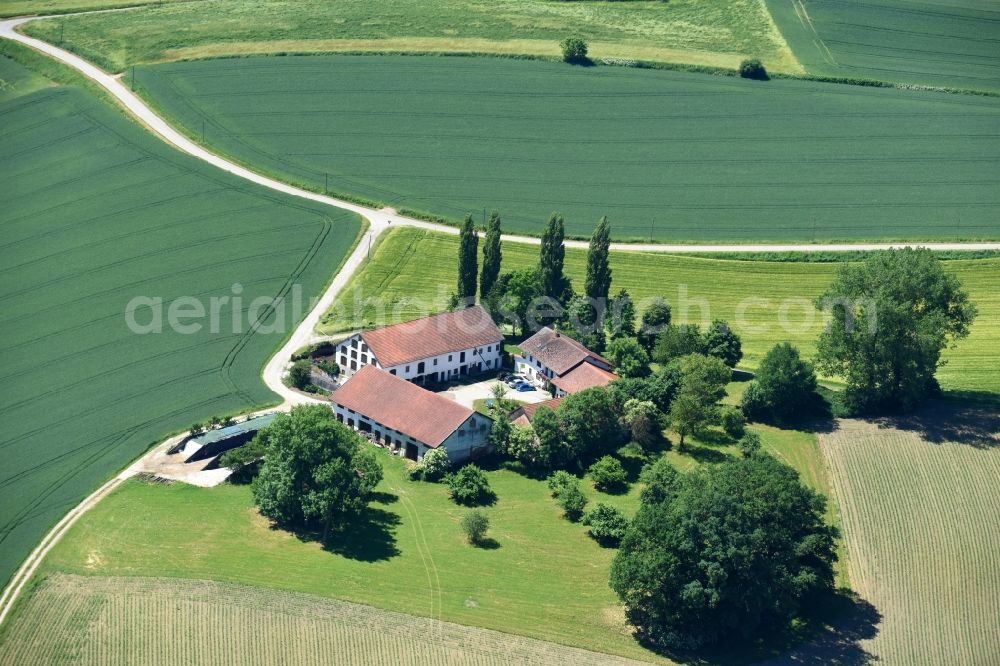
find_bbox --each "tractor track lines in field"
[391,484,443,630]
[0,219,318,303]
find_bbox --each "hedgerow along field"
[18,0,797,73]
[321,227,1000,398]
[131,54,1000,242]
[0,575,651,666]
[765,0,1000,92]
[0,50,361,590]
[819,406,1000,663]
[17,416,838,665]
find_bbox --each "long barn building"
[330,365,491,463]
[333,305,503,385]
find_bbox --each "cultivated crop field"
[0,574,650,666]
[321,227,1000,397]
[20,0,796,73]
[131,55,1000,242]
[766,0,1000,92]
[819,406,1000,663]
[0,50,361,589]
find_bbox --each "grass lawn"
[128,54,1000,242]
[36,453,666,663]
[766,0,1000,93]
[30,392,840,663]
[18,0,798,73]
[0,46,361,589]
[320,227,1000,398]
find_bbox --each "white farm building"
[514,327,618,396]
[333,305,503,385]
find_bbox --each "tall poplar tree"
[457,214,478,302]
[479,210,502,300]
[585,217,612,303]
[539,212,566,303]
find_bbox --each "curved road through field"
[1,10,999,629]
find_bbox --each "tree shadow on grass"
[471,537,501,550]
[648,590,881,666]
[757,591,882,666]
[871,399,1000,449]
[677,443,730,464]
[282,501,402,563]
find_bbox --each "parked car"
[506,378,520,387]
[498,372,511,382]
[514,382,534,392]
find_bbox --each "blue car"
[514,382,534,392]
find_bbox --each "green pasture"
[132,55,1000,242]
[0,0,177,19]
[19,0,795,72]
[320,227,1000,397]
[0,52,361,589]
[766,0,1000,92]
[31,413,835,663]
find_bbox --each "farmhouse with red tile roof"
[514,327,618,396]
[509,397,564,428]
[333,305,503,385]
[331,365,492,463]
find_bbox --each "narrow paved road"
[1,10,998,630]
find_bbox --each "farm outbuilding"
[179,414,277,463]
[330,365,492,463]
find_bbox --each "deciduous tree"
[611,455,837,648]
[251,405,383,542]
[605,336,650,378]
[815,248,975,412]
[703,319,743,368]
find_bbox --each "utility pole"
[201,119,205,143]
[367,232,372,260]
[59,22,64,44]
[130,66,135,91]
[650,219,654,243]
[483,208,486,226]
[325,173,329,195]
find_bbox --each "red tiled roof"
[509,397,564,427]
[517,327,609,376]
[330,365,475,447]
[550,362,618,394]
[361,305,503,368]
[514,398,564,421]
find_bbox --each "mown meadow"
[820,406,1000,663]
[766,0,1000,92]
[18,0,796,72]
[131,55,1000,242]
[0,48,361,589]
[0,574,649,666]
[17,410,836,664]
[320,227,1000,398]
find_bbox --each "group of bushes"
[547,470,629,546]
